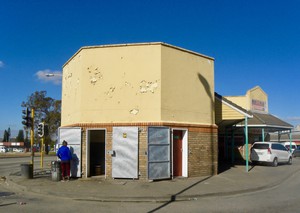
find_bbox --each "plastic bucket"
[51,161,61,181]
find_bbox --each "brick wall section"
[105,130,112,178]
[64,122,218,180]
[81,129,86,177]
[188,130,218,177]
[138,127,148,180]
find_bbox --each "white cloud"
[286,116,300,121]
[35,69,62,85]
[0,61,4,68]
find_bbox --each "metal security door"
[148,127,170,180]
[112,127,138,179]
[58,127,82,178]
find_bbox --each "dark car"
[293,146,300,157]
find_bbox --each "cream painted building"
[61,43,215,126]
[225,86,268,114]
[60,42,218,180]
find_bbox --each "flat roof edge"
[63,42,214,68]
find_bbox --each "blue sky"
[1,0,300,136]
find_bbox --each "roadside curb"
[5,163,300,203]
[6,173,294,203]
[68,182,282,203]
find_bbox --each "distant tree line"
[2,128,27,144]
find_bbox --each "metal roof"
[269,131,300,141]
[235,112,293,131]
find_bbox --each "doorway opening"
[172,129,188,177]
[87,129,106,177]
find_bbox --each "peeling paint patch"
[104,87,116,98]
[130,108,139,115]
[124,81,134,89]
[109,87,115,92]
[139,80,159,93]
[140,81,147,93]
[87,66,103,85]
[90,77,97,84]
[65,72,72,79]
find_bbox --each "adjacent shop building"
[215,86,293,165]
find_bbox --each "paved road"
[1,155,300,212]
[147,165,300,212]
[0,154,56,176]
[1,168,300,213]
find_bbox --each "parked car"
[250,142,292,167]
[0,147,7,153]
[281,142,297,154]
[13,148,24,152]
[293,146,300,157]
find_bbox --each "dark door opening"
[173,130,183,177]
[89,130,105,176]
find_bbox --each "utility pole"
[30,108,35,168]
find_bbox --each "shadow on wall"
[197,73,216,175]
[70,146,79,177]
[197,73,213,102]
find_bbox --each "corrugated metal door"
[112,127,138,179]
[58,127,82,178]
[148,127,170,180]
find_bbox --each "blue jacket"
[57,146,72,162]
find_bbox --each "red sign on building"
[251,99,266,112]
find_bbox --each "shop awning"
[215,91,293,171]
[215,92,253,130]
[235,112,293,132]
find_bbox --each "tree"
[24,130,30,149]
[21,91,61,153]
[7,127,11,142]
[2,130,8,142]
[16,130,25,142]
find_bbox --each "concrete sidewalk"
[5,158,300,202]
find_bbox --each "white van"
[281,142,297,153]
[250,142,292,166]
